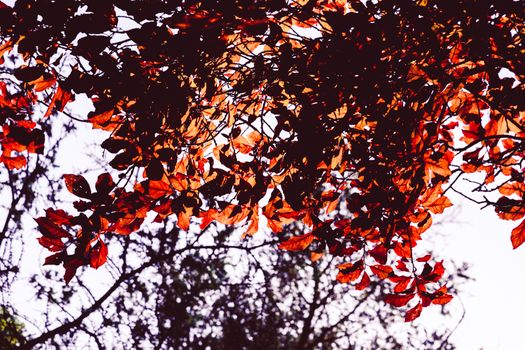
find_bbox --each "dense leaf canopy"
[0,0,523,322]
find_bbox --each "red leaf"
[64,258,83,285]
[145,158,164,181]
[35,217,71,239]
[416,254,431,262]
[45,208,73,225]
[384,293,415,307]
[392,277,412,293]
[90,240,108,269]
[369,244,388,264]
[43,252,65,266]
[396,260,410,272]
[428,260,445,282]
[355,272,370,290]
[37,236,64,252]
[64,174,92,199]
[405,302,423,322]
[95,172,115,194]
[279,232,315,251]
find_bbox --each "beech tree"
[0,0,522,331]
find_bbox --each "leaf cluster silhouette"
[0,0,523,322]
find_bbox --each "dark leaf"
[64,174,92,199]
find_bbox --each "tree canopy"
[0,0,523,326]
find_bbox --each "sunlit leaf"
[405,302,423,322]
[279,232,315,252]
[90,239,108,269]
[511,219,525,249]
[384,293,415,307]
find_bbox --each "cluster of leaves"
[0,77,45,170]
[0,0,523,321]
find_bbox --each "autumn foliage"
[0,0,523,322]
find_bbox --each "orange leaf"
[484,117,508,137]
[199,209,217,230]
[216,205,249,225]
[426,196,452,214]
[0,40,13,63]
[425,158,452,177]
[279,232,315,251]
[44,86,74,118]
[499,182,525,196]
[406,64,427,82]
[310,251,324,262]
[88,109,120,130]
[432,293,453,305]
[169,173,188,191]
[147,180,172,199]
[242,207,259,238]
[448,42,463,64]
[511,219,525,249]
[110,217,144,235]
[336,261,363,284]
[419,185,443,208]
[370,265,393,279]
[0,155,27,169]
[199,209,218,229]
[393,241,412,259]
[31,75,57,92]
[177,205,193,231]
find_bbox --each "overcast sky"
[422,192,524,350]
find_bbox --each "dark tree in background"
[0,0,522,348]
[2,211,468,349]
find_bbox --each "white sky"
[434,194,524,350]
